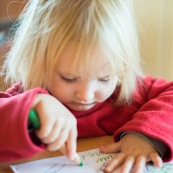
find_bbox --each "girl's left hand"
[100,133,163,173]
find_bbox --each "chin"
[69,104,95,111]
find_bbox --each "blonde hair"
[2,0,143,104]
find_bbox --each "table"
[0,136,113,173]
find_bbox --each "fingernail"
[70,155,75,161]
[105,165,112,172]
[158,162,163,168]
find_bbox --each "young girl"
[1,0,173,172]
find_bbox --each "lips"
[68,102,96,111]
[73,102,95,106]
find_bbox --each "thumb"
[99,142,121,153]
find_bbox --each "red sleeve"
[114,76,173,162]
[0,84,48,162]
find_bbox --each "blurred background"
[135,0,173,81]
[0,0,173,91]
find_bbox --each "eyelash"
[60,76,77,84]
[98,78,110,83]
[60,76,110,84]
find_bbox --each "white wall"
[134,0,173,80]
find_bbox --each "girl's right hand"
[31,94,77,161]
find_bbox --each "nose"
[76,85,95,102]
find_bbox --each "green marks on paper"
[146,163,173,173]
[96,154,114,163]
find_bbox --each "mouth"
[68,102,97,111]
[73,102,96,105]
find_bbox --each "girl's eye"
[98,78,110,83]
[60,76,77,84]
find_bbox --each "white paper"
[10,148,173,173]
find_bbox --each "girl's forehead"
[56,45,114,78]
[57,58,113,78]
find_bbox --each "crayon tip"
[74,153,83,166]
[79,161,83,166]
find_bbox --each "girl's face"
[49,48,118,111]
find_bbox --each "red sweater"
[0,76,173,162]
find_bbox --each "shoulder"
[132,75,173,102]
[5,82,23,95]
[138,75,173,93]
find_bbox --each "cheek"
[49,78,71,101]
[51,87,73,103]
[103,78,118,97]
[96,83,116,100]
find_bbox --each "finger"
[36,119,54,140]
[149,152,163,168]
[100,142,121,153]
[134,155,146,173]
[66,128,78,160]
[104,153,126,172]
[41,123,61,143]
[47,127,69,151]
[120,156,135,173]
[59,144,67,155]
